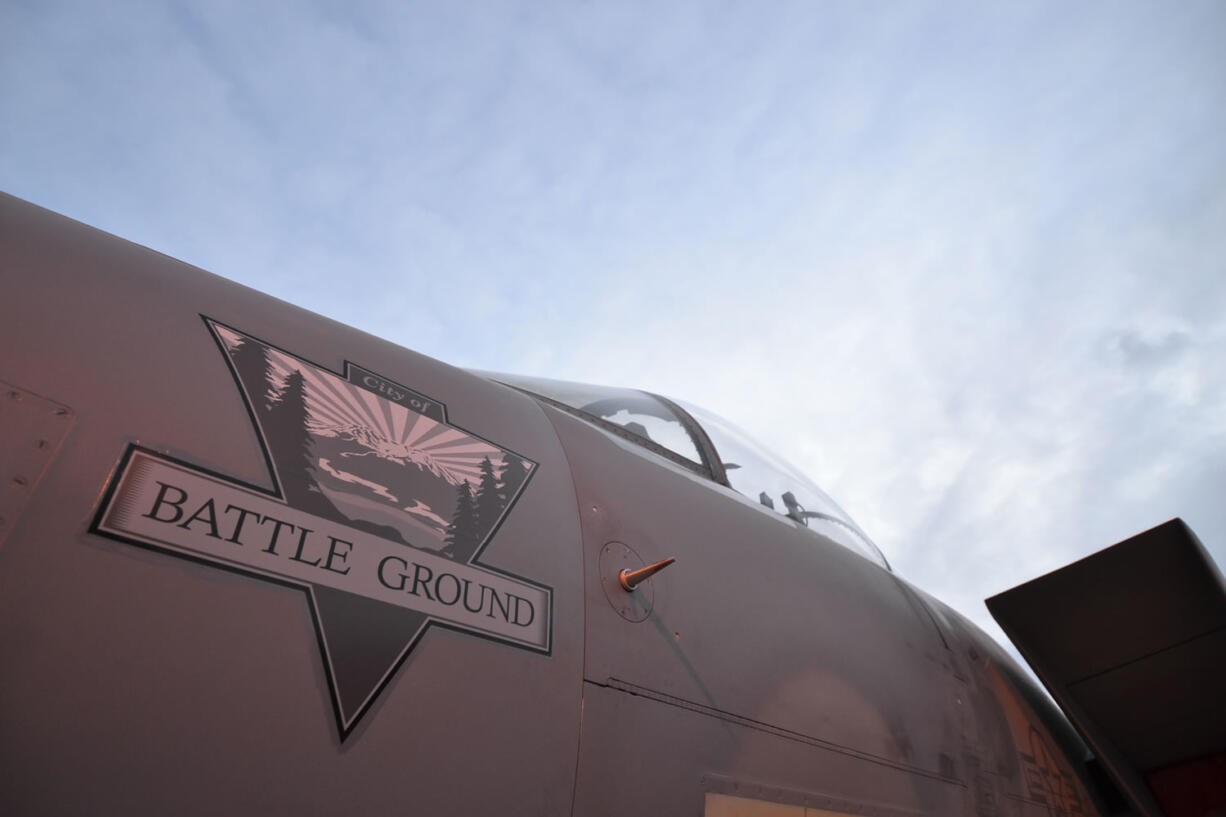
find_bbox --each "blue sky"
[3,0,1225,650]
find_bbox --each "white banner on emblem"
[98,450,550,650]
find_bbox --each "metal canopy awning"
[987,519,1226,817]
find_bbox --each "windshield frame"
[483,372,890,571]
[497,381,717,480]
[645,391,731,488]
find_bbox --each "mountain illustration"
[215,327,531,557]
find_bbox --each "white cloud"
[3,0,1225,663]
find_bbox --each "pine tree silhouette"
[266,370,332,515]
[473,456,503,537]
[442,481,478,560]
[498,454,529,507]
[230,338,272,415]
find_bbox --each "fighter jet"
[1,192,1221,816]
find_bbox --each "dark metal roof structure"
[988,519,1226,817]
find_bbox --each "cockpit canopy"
[483,373,889,570]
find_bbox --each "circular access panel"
[599,541,656,622]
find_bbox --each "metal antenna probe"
[618,558,676,592]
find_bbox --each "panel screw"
[8,390,21,401]
[36,439,49,450]
[11,476,28,490]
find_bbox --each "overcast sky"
[3,0,1224,654]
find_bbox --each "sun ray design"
[215,326,242,352]
[213,318,519,522]
[251,353,506,486]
